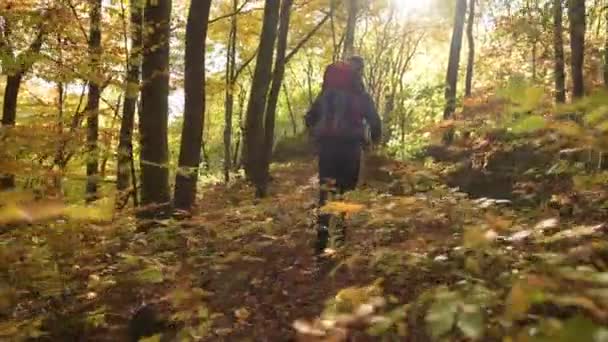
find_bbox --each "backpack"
[312,62,364,139]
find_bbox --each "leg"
[316,144,338,254]
[336,142,362,194]
[334,142,362,245]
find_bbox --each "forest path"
[190,154,459,341]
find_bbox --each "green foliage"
[510,115,547,134]
[425,284,495,341]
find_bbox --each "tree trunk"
[330,0,338,62]
[283,84,297,136]
[100,95,121,179]
[604,0,608,88]
[568,0,586,99]
[223,0,238,183]
[174,0,212,212]
[2,73,22,127]
[244,0,280,197]
[1,25,44,128]
[306,58,314,105]
[117,0,143,207]
[465,0,475,97]
[343,0,358,58]
[233,87,246,170]
[443,0,467,120]
[382,93,394,145]
[554,0,567,103]
[139,0,172,216]
[85,0,103,203]
[261,0,293,194]
[0,73,21,189]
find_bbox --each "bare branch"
[285,12,331,63]
[65,0,89,42]
[209,0,253,24]
[233,48,258,81]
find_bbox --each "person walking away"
[305,57,381,255]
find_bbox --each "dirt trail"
[188,156,457,341]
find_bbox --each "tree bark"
[343,0,358,58]
[261,0,293,194]
[1,26,45,190]
[554,0,566,103]
[117,0,143,207]
[85,0,103,203]
[244,0,280,197]
[2,73,22,127]
[443,0,467,120]
[139,0,172,216]
[224,0,238,183]
[568,0,586,99]
[464,0,475,97]
[233,87,246,170]
[604,0,608,88]
[174,0,212,212]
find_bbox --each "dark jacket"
[305,89,382,144]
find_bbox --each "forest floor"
[4,126,608,341]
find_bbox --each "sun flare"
[392,0,432,15]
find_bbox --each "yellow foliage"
[331,279,384,314]
[320,201,365,216]
[463,226,496,249]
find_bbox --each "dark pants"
[317,139,361,227]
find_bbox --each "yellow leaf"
[505,282,531,320]
[463,226,495,249]
[320,201,365,216]
[235,307,250,321]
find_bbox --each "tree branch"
[233,48,258,81]
[285,12,331,63]
[65,0,90,42]
[209,0,254,24]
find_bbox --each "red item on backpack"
[322,62,357,93]
[312,62,364,139]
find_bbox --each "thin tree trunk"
[343,0,358,58]
[330,0,339,62]
[283,84,296,136]
[604,0,608,88]
[465,0,475,97]
[532,41,537,81]
[443,0,467,120]
[117,0,143,207]
[100,95,121,179]
[0,73,22,190]
[382,93,394,145]
[233,87,246,170]
[261,0,293,194]
[568,0,586,99]
[139,0,172,216]
[244,0,280,197]
[224,0,238,183]
[306,58,314,105]
[2,73,22,127]
[554,0,567,102]
[1,24,44,127]
[174,0,212,212]
[85,0,103,203]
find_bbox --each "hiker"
[305,56,381,255]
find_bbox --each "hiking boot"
[315,225,329,255]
